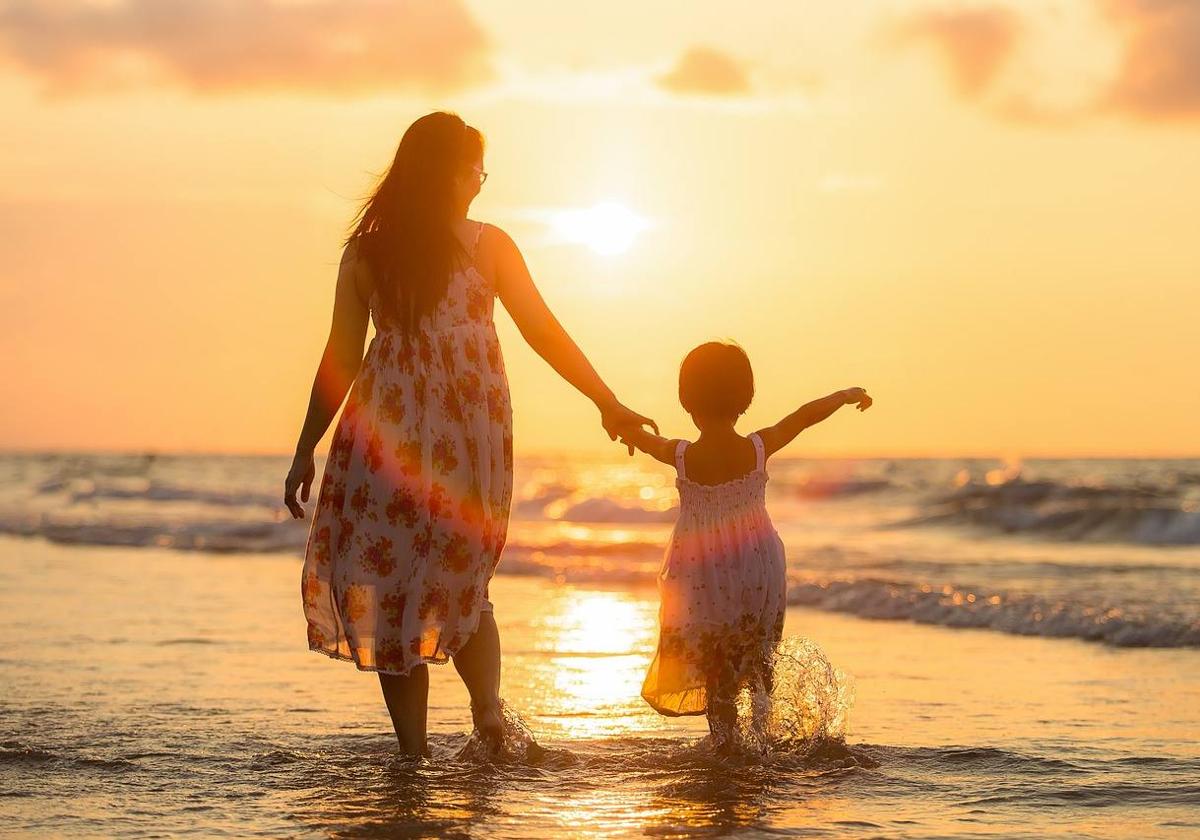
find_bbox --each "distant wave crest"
[905,478,1200,545]
[787,578,1200,648]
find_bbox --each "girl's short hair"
[678,341,754,419]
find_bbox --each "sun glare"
[531,589,660,736]
[547,201,652,255]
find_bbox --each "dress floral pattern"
[301,221,513,676]
[641,433,787,716]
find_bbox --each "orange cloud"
[656,46,751,96]
[886,7,1022,98]
[0,0,491,97]
[1103,0,1200,119]
[886,1,1200,124]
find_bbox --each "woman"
[283,111,654,757]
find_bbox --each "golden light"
[534,589,660,737]
[552,654,644,712]
[551,590,652,655]
[546,201,652,255]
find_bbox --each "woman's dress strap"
[470,220,484,258]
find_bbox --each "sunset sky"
[1,0,1197,456]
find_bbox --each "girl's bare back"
[678,433,758,486]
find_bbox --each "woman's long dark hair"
[346,111,484,333]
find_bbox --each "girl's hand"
[842,387,873,411]
[600,400,659,455]
[284,449,316,519]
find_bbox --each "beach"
[5,1,1200,834]
[1,453,1199,837]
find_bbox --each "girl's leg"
[452,610,503,744]
[706,670,738,747]
[747,659,773,747]
[378,665,430,757]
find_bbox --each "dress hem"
[641,693,709,718]
[308,643,456,677]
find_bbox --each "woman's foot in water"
[471,699,505,754]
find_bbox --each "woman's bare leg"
[378,665,429,757]
[453,611,503,745]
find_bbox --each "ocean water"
[1,453,1198,837]
[4,452,1198,647]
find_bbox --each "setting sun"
[546,201,652,256]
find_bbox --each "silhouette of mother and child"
[284,111,871,757]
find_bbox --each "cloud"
[476,60,809,116]
[1103,0,1200,119]
[0,0,492,97]
[883,1,1200,124]
[886,7,1022,98]
[656,46,751,96]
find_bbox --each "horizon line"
[1,446,1198,461]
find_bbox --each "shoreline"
[2,537,1198,837]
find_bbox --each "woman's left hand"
[600,401,658,455]
[284,449,316,519]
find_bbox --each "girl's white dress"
[641,433,788,716]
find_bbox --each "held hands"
[599,399,659,456]
[282,400,658,519]
[841,387,873,411]
[283,449,316,519]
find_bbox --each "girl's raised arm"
[755,387,871,458]
[491,224,657,449]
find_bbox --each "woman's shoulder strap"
[470,220,485,258]
[673,439,689,480]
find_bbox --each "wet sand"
[2,535,1198,837]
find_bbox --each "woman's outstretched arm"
[492,225,657,450]
[755,387,872,458]
[284,241,370,518]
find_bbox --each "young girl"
[620,341,871,746]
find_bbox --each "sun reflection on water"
[530,589,661,738]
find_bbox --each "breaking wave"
[904,478,1200,545]
[787,578,1200,648]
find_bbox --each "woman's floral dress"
[641,433,787,715]
[301,220,513,676]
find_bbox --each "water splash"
[454,700,548,764]
[729,636,864,764]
